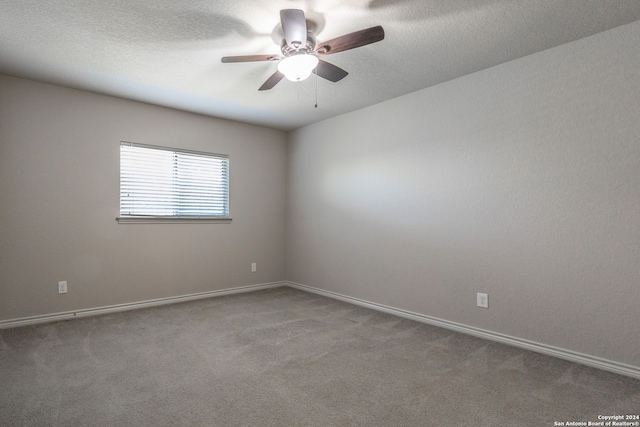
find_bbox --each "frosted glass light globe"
[277,54,319,82]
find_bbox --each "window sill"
[116,216,232,224]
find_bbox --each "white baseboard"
[3,280,637,379]
[0,282,285,329]
[285,281,640,380]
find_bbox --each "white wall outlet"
[251,263,257,272]
[58,281,68,294]
[477,292,488,308]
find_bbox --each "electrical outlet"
[477,293,488,308]
[251,263,257,272]
[58,281,68,294]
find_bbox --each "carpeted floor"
[1,287,638,426]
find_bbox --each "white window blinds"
[119,142,229,220]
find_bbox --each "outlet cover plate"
[58,281,68,294]
[477,292,488,308]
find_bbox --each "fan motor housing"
[281,33,316,57]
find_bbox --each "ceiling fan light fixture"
[221,8,384,91]
[277,54,319,82]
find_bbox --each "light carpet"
[1,287,638,426]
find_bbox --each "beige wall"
[286,21,640,367]
[0,75,287,320]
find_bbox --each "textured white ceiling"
[2,0,640,130]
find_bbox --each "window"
[118,142,230,223]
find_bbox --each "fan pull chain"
[314,67,318,108]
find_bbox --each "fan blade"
[280,9,307,49]
[315,25,385,55]
[222,54,280,63]
[259,71,285,91]
[313,60,348,82]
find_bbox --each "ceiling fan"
[221,9,385,91]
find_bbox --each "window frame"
[116,141,231,224]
